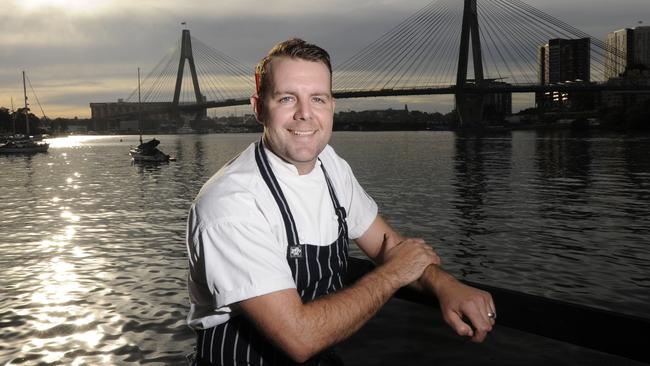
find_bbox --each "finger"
[471,327,489,343]
[472,309,493,342]
[428,246,441,264]
[489,298,497,320]
[466,316,490,343]
[413,237,426,245]
[431,251,441,265]
[484,295,497,323]
[461,301,493,342]
[445,311,474,338]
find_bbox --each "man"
[186,38,495,366]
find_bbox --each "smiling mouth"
[288,129,317,136]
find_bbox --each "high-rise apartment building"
[605,26,650,79]
[537,38,592,109]
[539,38,591,85]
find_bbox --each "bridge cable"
[481,0,539,83]
[482,1,532,82]
[383,2,452,88]
[413,3,459,87]
[357,2,438,90]
[372,3,445,90]
[335,0,440,90]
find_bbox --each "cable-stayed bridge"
[91,0,649,127]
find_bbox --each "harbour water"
[1,130,649,365]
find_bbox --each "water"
[1,131,649,365]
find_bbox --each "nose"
[294,98,312,121]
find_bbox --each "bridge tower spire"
[173,29,203,106]
[455,0,485,128]
[172,28,206,123]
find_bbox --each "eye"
[279,96,295,103]
[312,96,326,103]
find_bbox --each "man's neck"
[262,141,317,176]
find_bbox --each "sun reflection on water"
[61,210,80,222]
[16,215,112,365]
[31,257,78,305]
[46,135,114,148]
[42,351,65,364]
[73,330,103,347]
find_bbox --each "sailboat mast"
[23,71,29,136]
[10,97,16,135]
[138,67,142,144]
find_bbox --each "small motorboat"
[129,138,172,162]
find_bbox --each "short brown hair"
[255,38,332,101]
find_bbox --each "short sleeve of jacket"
[187,196,296,309]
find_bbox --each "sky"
[1,0,647,118]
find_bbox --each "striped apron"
[193,140,349,365]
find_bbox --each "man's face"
[254,56,335,175]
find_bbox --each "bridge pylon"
[455,0,485,128]
[173,29,206,120]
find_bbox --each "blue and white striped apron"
[193,140,349,365]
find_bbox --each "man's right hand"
[380,234,441,288]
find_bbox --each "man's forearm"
[242,263,404,363]
[299,265,401,353]
[410,263,457,295]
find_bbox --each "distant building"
[483,79,512,119]
[537,38,593,110]
[605,26,650,79]
[602,68,650,108]
[66,124,88,133]
[539,38,590,85]
[119,120,139,132]
[89,100,175,121]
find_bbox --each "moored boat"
[0,72,49,154]
[129,67,173,163]
[129,138,171,162]
[0,136,49,154]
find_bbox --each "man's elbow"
[280,339,319,363]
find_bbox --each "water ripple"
[1,132,649,364]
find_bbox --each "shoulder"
[191,143,271,226]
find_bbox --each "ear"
[250,94,264,125]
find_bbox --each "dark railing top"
[346,257,650,364]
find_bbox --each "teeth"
[290,130,316,136]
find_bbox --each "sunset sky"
[1,0,647,118]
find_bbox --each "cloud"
[1,0,648,118]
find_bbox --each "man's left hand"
[431,272,496,343]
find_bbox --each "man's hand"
[380,234,441,288]
[430,271,496,343]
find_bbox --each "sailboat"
[0,71,49,154]
[128,67,172,162]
